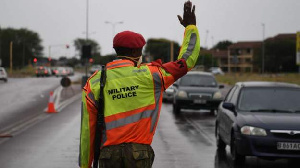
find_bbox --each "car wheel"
[173,101,181,114]
[4,78,7,82]
[216,124,226,150]
[210,109,215,116]
[230,133,245,165]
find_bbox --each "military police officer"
[79,1,200,167]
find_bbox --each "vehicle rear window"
[238,87,300,112]
[180,74,217,87]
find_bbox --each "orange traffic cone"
[47,91,57,113]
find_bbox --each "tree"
[144,38,180,63]
[197,52,217,70]
[0,27,43,68]
[264,39,297,72]
[213,40,233,50]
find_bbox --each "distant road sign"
[61,77,71,87]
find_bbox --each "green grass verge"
[215,73,300,86]
[7,66,36,78]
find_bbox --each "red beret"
[113,31,146,49]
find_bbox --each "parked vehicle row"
[36,66,74,77]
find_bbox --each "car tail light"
[54,70,58,74]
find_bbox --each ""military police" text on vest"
[108,85,139,100]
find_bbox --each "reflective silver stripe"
[106,62,132,69]
[101,127,107,147]
[150,72,162,132]
[182,33,197,60]
[104,72,162,132]
[105,110,153,130]
[87,92,98,107]
[92,78,100,85]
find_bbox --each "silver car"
[0,67,8,82]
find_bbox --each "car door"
[224,85,240,143]
[221,85,238,144]
[218,86,236,144]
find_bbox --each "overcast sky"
[1,0,299,59]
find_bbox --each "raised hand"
[177,1,196,27]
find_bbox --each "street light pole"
[81,0,90,86]
[86,0,89,40]
[262,23,265,74]
[211,36,214,67]
[203,30,209,66]
[10,41,13,74]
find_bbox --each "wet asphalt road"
[0,85,298,167]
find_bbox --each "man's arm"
[151,1,200,88]
[79,80,98,168]
[176,0,200,71]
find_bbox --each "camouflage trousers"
[99,143,155,168]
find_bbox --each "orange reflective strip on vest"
[106,61,134,70]
[105,104,156,123]
[106,110,153,130]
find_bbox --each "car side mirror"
[222,102,236,115]
[219,85,224,89]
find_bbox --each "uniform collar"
[106,59,135,70]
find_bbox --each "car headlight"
[177,91,187,98]
[213,91,222,99]
[241,126,267,136]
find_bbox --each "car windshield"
[238,87,300,112]
[179,74,217,87]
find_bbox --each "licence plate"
[277,142,300,150]
[193,99,206,104]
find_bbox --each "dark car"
[215,81,300,165]
[172,71,224,115]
